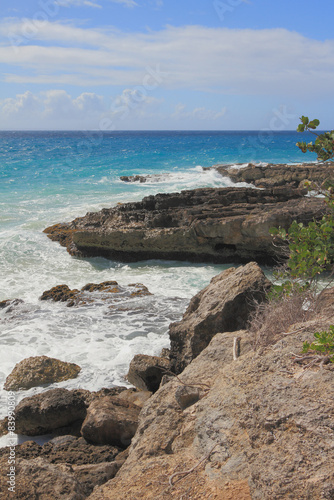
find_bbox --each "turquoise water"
[0,130,316,425]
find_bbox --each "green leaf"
[301,115,309,126]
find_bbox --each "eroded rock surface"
[40,280,151,307]
[81,396,141,448]
[44,186,325,264]
[213,161,334,188]
[4,356,81,391]
[14,388,88,436]
[88,321,334,500]
[169,262,271,373]
[127,354,170,392]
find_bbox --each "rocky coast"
[1,163,334,498]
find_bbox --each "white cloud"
[0,21,334,97]
[55,0,102,8]
[109,0,138,7]
[0,90,106,129]
[55,0,137,7]
[172,103,227,121]
[0,88,232,129]
[0,89,163,129]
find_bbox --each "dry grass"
[248,290,316,349]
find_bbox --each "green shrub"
[302,325,334,362]
[270,117,334,288]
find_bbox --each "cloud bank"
[0,21,333,96]
[0,89,229,129]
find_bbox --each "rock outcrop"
[40,281,151,307]
[213,161,334,189]
[126,354,170,392]
[0,436,125,499]
[44,186,325,265]
[4,356,81,391]
[88,321,334,500]
[169,262,271,373]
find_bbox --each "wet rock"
[214,161,334,189]
[40,281,151,307]
[15,388,87,436]
[120,175,147,183]
[169,262,271,373]
[127,354,170,392]
[44,185,325,265]
[0,298,23,311]
[40,284,80,302]
[4,356,81,391]
[81,396,141,448]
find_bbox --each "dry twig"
[168,443,219,488]
[161,368,210,391]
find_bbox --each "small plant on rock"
[292,325,334,368]
[302,325,334,361]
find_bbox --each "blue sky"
[0,0,334,130]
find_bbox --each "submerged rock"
[169,262,271,373]
[4,356,81,391]
[44,185,325,265]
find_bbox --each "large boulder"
[44,185,326,265]
[126,354,170,392]
[15,388,87,436]
[81,396,141,448]
[4,356,81,391]
[169,261,271,373]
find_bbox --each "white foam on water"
[0,162,235,440]
[112,165,252,193]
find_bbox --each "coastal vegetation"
[260,117,334,362]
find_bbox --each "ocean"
[0,130,316,430]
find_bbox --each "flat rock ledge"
[44,185,325,265]
[212,161,334,189]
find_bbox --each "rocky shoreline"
[1,162,334,498]
[1,262,334,498]
[43,162,334,266]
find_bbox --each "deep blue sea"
[0,130,316,435]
